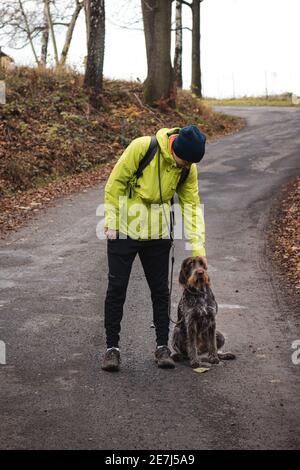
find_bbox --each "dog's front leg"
[207,323,220,364]
[187,325,200,368]
[171,326,186,362]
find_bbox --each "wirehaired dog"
[172,256,236,368]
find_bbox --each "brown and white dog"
[172,256,236,368]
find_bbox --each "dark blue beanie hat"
[172,125,206,163]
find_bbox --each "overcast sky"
[5,0,300,98]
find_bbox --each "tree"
[40,1,49,66]
[141,0,175,107]
[18,0,40,65]
[174,0,183,88]
[45,0,84,68]
[59,0,83,66]
[83,0,105,108]
[191,0,203,97]
[0,0,83,67]
[177,0,203,97]
[84,0,90,44]
[44,0,59,65]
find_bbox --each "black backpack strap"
[129,136,158,198]
[136,136,158,179]
[170,167,190,236]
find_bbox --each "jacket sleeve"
[176,164,206,257]
[104,136,150,230]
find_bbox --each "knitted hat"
[172,125,206,163]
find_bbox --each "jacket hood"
[156,127,180,166]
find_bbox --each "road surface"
[0,106,300,449]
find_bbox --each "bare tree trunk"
[83,0,91,71]
[142,0,175,107]
[191,0,202,97]
[40,1,49,66]
[174,0,183,88]
[84,0,91,46]
[44,0,59,67]
[18,0,40,65]
[84,0,105,109]
[59,0,83,67]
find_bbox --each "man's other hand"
[104,227,117,240]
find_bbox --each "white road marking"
[224,256,239,262]
[218,304,247,309]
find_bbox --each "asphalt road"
[0,107,300,450]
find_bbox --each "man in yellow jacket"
[102,125,207,371]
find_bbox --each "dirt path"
[0,106,300,449]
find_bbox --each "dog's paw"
[198,361,211,368]
[190,360,200,369]
[208,355,220,364]
[171,352,183,362]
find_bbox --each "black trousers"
[104,236,172,348]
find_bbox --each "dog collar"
[184,287,206,296]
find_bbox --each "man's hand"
[104,227,117,240]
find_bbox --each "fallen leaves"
[268,175,300,296]
[0,66,243,238]
[193,367,210,373]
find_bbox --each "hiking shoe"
[155,346,175,369]
[101,348,120,372]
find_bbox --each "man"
[102,125,207,371]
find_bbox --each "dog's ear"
[179,258,189,286]
[179,268,186,286]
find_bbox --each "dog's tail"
[217,352,236,360]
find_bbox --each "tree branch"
[59,0,83,66]
[128,91,164,125]
[179,0,192,7]
[44,0,59,66]
[107,18,143,31]
[171,26,192,32]
[52,22,70,27]
[18,0,40,65]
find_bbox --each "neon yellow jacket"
[104,127,206,257]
